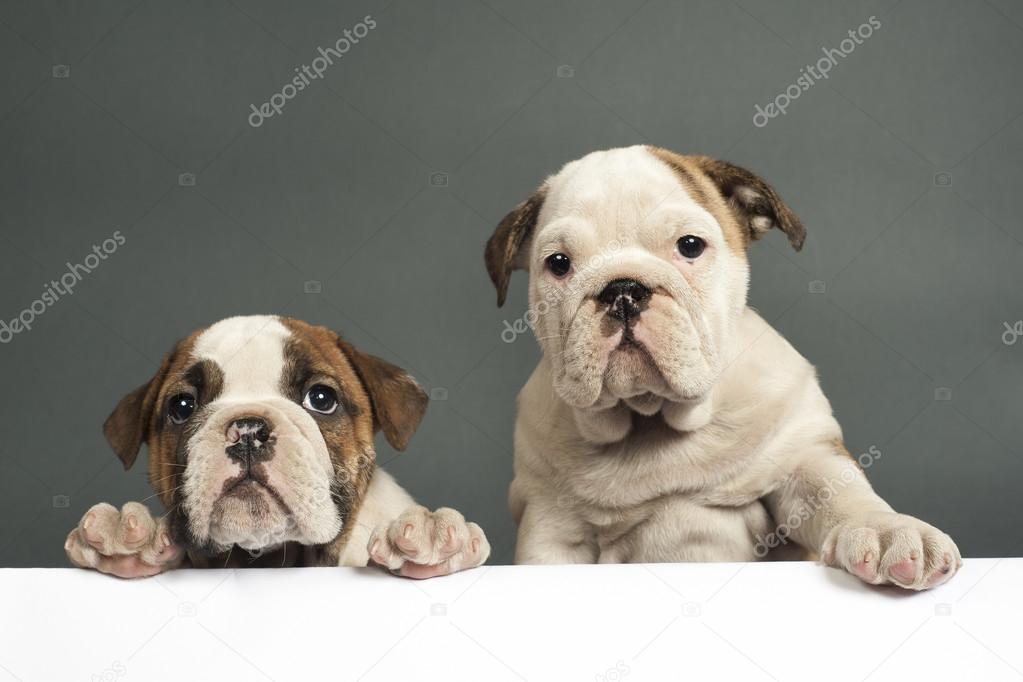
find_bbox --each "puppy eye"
[168,394,196,424]
[676,235,706,260]
[303,385,339,415]
[545,252,572,278]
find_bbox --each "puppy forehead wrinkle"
[545,146,705,232]
[192,315,291,398]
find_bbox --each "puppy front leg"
[351,470,489,578]
[765,442,961,590]
[513,488,597,565]
[65,502,185,578]
[367,507,490,579]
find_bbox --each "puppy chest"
[587,495,774,563]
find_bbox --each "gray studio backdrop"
[1,0,1021,567]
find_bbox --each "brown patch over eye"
[277,323,374,475]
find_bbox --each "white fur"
[193,315,290,401]
[509,148,961,589]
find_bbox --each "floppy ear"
[337,339,428,451]
[484,185,547,307]
[103,348,176,470]
[692,156,805,251]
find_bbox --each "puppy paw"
[821,511,962,590]
[65,502,183,578]
[367,506,490,579]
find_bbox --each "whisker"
[139,486,182,504]
[148,472,181,486]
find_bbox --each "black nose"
[598,278,651,322]
[226,417,272,453]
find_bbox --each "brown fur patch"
[485,185,547,307]
[646,146,750,256]
[277,318,428,561]
[646,146,805,252]
[150,333,219,509]
[103,328,208,509]
[278,318,381,558]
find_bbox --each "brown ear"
[337,340,428,451]
[484,185,547,307]
[692,156,805,251]
[103,349,175,470]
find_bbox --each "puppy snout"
[225,417,273,465]
[598,278,651,323]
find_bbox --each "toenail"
[126,515,138,530]
[403,524,414,538]
[83,514,93,530]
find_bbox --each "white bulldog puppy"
[486,146,960,590]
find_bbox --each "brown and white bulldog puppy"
[65,315,489,579]
[486,145,961,590]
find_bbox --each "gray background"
[0,0,1020,568]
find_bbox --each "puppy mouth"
[222,475,268,499]
[219,468,290,514]
[614,325,644,350]
[601,310,645,349]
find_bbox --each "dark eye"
[168,394,196,424]
[545,252,572,278]
[676,235,706,260]
[303,385,338,415]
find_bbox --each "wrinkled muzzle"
[180,398,341,552]
[545,255,721,411]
